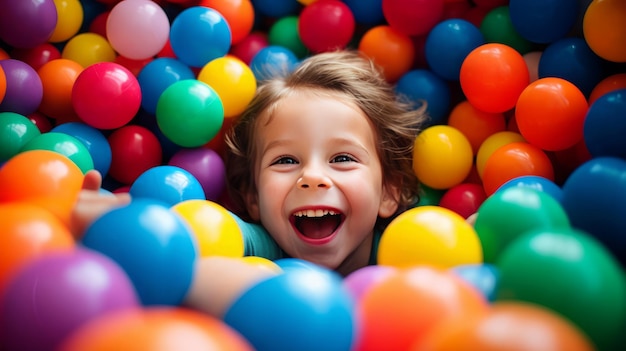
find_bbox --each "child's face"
[246,89,399,273]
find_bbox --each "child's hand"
[70,170,131,239]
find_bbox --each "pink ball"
[343,265,397,302]
[168,148,226,201]
[72,62,141,130]
[298,0,356,53]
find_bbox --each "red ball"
[298,0,355,53]
[10,43,61,71]
[230,31,268,65]
[438,183,487,219]
[107,125,162,184]
[382,0,444,36]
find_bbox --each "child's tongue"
[298,216,337,239]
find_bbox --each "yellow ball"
[197,55,257,118]
[240,256,283,274]
[412,125,473,189]
[171,199,244,258]
[475,131,526,178]
[378,206,483,269]
[61,33,116,68]
[50,0,84,43]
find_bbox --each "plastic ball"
[61,32,117,68]
[496,175,563,203]
[379,205,483,268]
[343,0,384,25]
[37,58,83,121]
[82,199,197,306]
[268,16,308,59]
[342,265,397,302]
[438,183,487,219]
[49,0,83,43]
[59,307,253,351]
[523,51,542,82]
[475,131,526,178]
[412,125,473,190]
[11,42,61,71]
[20,132,95,174]
[72,62,141,130]
[136,57,195,115]
[382,0,444,36]
[354,266,488,351]
[298,0,355,54]
[460,43,530,113]
[0,65,6,104]
[156,79,224,148]
[509,0,579,44]
[273,257,328,273]
[171,199,244,258]
[481,141,554,196]
[358,25,415,83]
[479,6,533,54]
[107,125,163,185]
[197,55,257,118]
[537,37,605,97]
[583,0,626,62]
[0,0,57,48]
[240,256,283,274]
[447,100,506,154]
[28,111,53,133]
[495,227,626,350]
[515,77,588,151]
[0,150,84,225]
[474,187,570,264]
[395,69,450,124]
[561,157,626,264]
[198,0,255,45]
[252,0,300,17]
[583,89,626,159]
[0,203,74,294]
[0,248,139,351]
[170,6,231,68]
[0,112,41,162]
[0,59,43,116]
[168,147,226,201]
[224,268,356,351]
[416,302,595,351]
[425,19,485,81]
[249,45,299,81]
[589,73,626,105]
[51,122,112,177]
[230,31,269,65]
[130,165,206,206]
[450,264,499,302]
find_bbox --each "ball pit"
[0,0,625,350]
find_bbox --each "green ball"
[480,6,534,55]
[156,79,224,148]
[495,227,626,351]
[0,112,41,162]
[413,184,445,207]
[268,16,309,59]
[20,132,94,174]
[474,187,570,263]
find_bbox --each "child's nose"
[297,168,331,189]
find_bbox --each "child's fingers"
[82,170,103,191]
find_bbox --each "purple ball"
[0,0,57,48]
[0,248,140,351]
[343,265,397,302]
[168,147,226,201]
[0,59,44,115]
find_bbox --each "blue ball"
[538,37,605,97]
[509,0,579,44]
[343,0,384,25]
[252,0,301,18]
[425,19,485,81]
[51,122,112,177]
[137,57,195,115]
[250,45,299,81]
[129,165,206,206]
[451,264,499,302]
[395,69,451,126]
[169,6,231,68]
[561,157,626,265]
[496,175,564,203]
[224,268,356,351]
[274,258,328,274]
[584,89,626,159]
[81,199,198,306]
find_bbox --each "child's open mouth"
[291,209,344,243]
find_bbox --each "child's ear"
[245,191,261,221]
[379,184,400,218]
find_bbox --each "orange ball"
[589,73,626,105]
[0,150,84,225]
[353,266,489,351]
[198,0,255,45]
[476,131,526,178]
[515,77,588,151]
[59,307,254,351]
[0,65,6,104]
[414,302,595,351]
[481,142,554,196]
[0,203,75,293]
[447,100,506,154]
[37,58,83,120]
[460,43,529,113]
[583,0,626,62]
[358,25,415,83]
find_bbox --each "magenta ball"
[343,265,397,302]
[0,59,43,116]
[168,147,226,201]
[0,0,57,48]
[72,62,141,130]
[0,248,139,351]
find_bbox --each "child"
[72,50,428,317]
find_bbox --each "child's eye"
[331,154,356,163]
[273,156,298,165]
